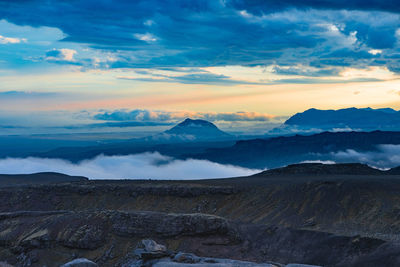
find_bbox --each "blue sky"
[0,0,399,135]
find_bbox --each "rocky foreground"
[0,163,400,266]
[0,210,395,266]
[64,239,321,267]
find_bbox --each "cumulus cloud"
[94,109,278,123]
[45,48,77,62]
[330,144,400,168]
[0,34,26,44]
[133,33,158,42]
[0,107,282,136]
[368,49,382,55]
[0,153,261,179]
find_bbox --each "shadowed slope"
[0,172,88,186]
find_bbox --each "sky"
[0,0,400,135]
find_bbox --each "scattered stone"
[152,259,278,266]
[60,258,98,267]
[302,218,317,228]
[142,239,167,253]
[134,239,171,260]
[125,240,294,267]
[173,252,201,263]
[285,264,322,267]
[98,242,115,263]
[0,209,392,266]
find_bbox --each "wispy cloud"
[0,34,26,44]
[271,65,341,77]
[133,33,158,43]
[45,48,77,62]
[0,91,59,98]
[266,77,383,84]
[118,73,265,86]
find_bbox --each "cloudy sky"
[0,0,400,134]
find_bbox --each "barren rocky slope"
[0,163,400,266]
[0,173,88,186]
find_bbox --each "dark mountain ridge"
[166,118,229,135]
[35,118,235,161]
[282,107,400,132]
[158,118,232,141]
[0,172,88,186]
[256,163,385,176]
[388,166,400,175]
[192,130,400,169]
[35,130,400,169]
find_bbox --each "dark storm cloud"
[228,0,400,15]
[0,0,399,70]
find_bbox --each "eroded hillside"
[1,164,400,266]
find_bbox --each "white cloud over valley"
[330,144,400,169]
[0,153,261,180]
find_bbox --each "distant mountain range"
[32,115,400,169]
[7,110,400,170]
[191,131,400,169]
[35,119,236,162]
[270,107,400,135]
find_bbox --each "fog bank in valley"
[0,152,261,179]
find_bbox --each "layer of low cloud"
[0,153,261,179]
[330,144,400,168]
